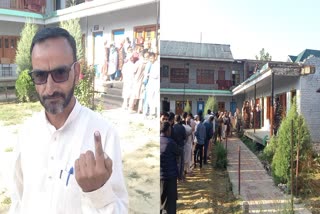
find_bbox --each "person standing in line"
[160,122,179,214]
[203,115,213,165]
[172,115,186,181]
[101,40,109,81]
[121,48,135,110]
[107,42,118,81]
[182,116,193,177]
[128,50,149,113]
[194,112,206,169]
[9,27,128,213]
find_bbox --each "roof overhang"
[0,0,157,25]
[161,56,234,62]
[45,0,157,24]
[232,62,315,95]
[161,88,233,96]
[0,9,44,24]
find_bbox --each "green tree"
[255,48,272,61]
[15,21,38,102]
[60,19,95,109]
[183,100,191,113]
[15,21,38,73]
[271,97,312,185]
[204,96,218,114]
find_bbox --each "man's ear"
[74,61,81,84]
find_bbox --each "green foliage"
[271,98,312,185]
[15,21,38,74]
[215,142,228,169]
[60,18,83,60]
[183,100,191,113]
[241,136,256,153]
[15,69,36,102]
[60,19,96,109]
[255,48,272,61]
[204,96,218,114]
[262,135,277,163]
[74,62,95,108]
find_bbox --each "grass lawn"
[0,101,42,125]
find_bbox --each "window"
[0,38,2,49]
[218,69,225,80]
[4,39,8,48]
[232,70,240,86]
[197,69,214,84]
[161,65,169,78]
[170,68,188,83]
[10,38,15,48]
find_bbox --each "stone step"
[105,87,123,97]
[99,94,123,108]
[102,81,123,89]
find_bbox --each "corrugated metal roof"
[291,49,320,62]
[160,40,234,61]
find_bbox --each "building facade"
[160,40,266,116]
[0,0,160,79]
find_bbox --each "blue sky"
[161,0,320,61]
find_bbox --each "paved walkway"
[225,137,311,214]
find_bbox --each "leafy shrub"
[204,96,218,114]
[15,69,36,102]
[74,61,95,108]
[215,142,228,169]
[241,136,257,153]
[262,135,277,163]
[272,98,312,186]
[183,100,191,113]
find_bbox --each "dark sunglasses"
[29,62,76,85]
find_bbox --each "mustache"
[43,92,66,100]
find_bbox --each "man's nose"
[45,74,57,95]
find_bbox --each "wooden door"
[3,36,18,63]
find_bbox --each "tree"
[271,97,312,186]
[204,96,218,114]
[15,21,38,73]
[183,100,191,113]
[60,19,95,109]
[15,21,38,102]
[255,48,272,61]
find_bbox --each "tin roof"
[160,40,234,62]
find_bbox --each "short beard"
[37,82,75,115]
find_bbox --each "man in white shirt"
[9,27,128,213]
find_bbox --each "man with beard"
[9,27,128,213]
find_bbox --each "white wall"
[0,22,25,35]
[300,56,320,142]
[80,3,157,64]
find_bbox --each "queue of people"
[101,37,160,119]
[160,109,240,213]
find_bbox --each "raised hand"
[75,131,113,192]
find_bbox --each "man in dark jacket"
[194,112,206,169]
[172,115,186,180]
[203,115,214,165]
[160,122,179,214]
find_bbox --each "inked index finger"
[94,131,104,159]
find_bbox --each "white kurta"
[9,100,128,214]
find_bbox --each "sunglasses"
[29,62,76,85]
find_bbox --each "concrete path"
[225,137,311,214]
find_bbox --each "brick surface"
[226,137,311,214]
